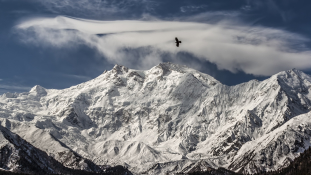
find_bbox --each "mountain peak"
[112,64,128,74]
[287,68,301,74]
[29,85,47,96]
[156,62,187,72]
[279,68,302,75]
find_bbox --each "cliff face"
[1,63,311,174]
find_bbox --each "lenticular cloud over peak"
[16,15,311,76]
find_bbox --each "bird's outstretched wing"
[175,37,179,42]
[176,43,179,47]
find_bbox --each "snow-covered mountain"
[1,62,311,174]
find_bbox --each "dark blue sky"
[1,0,311,94]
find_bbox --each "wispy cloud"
[15,16,311,76]
[36,0,158,19]
[242,0,297,22]
[58,73,92,81]
[0,84,31,93]
[180,5,208,13]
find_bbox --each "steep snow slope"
[228,112,311,174]
[0,125,80,174]
[1,63,311,174]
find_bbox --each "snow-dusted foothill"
[1,62,311,174]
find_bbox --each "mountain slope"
[1,63,311,174]
[0,124,79,174]
[253,146,311,175]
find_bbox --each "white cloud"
[15,16,311,76]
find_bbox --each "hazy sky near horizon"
[1,0,311,94]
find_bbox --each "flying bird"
[175,37,182,47]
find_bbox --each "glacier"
[0,62,311,174]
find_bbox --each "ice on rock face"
[1,63,311,174]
